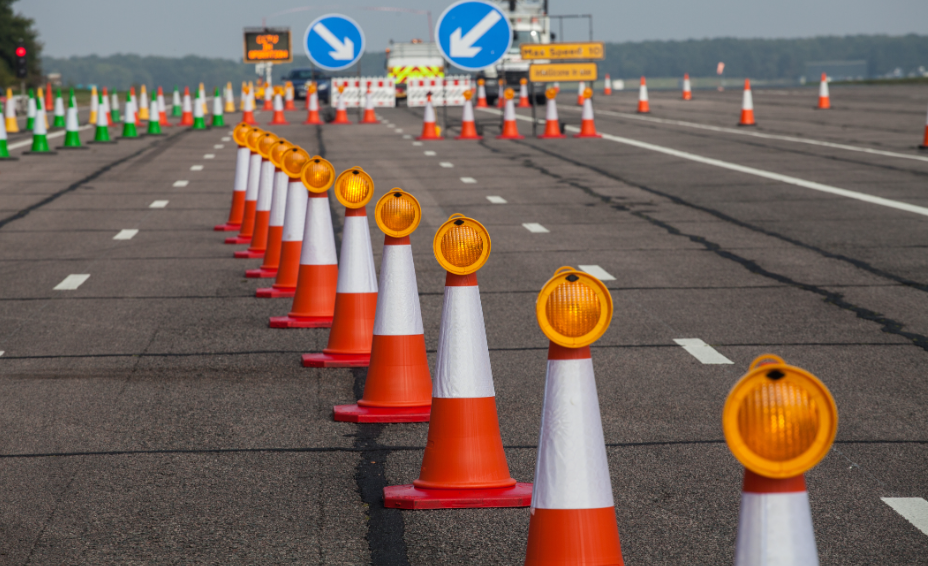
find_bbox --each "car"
[280,68,332,104]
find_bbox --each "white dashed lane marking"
[673,338,733,364]
[402,134,412,139]
[882,498,928,536]
[0,351,4,357]
[221,137,231,142]
[214,144,224,149]
[113,229,139,240]
[460,177,477,184]
[486,196,507,204]
[190,165,204,171]
[439,162,454,168]
[149,200,169,208]
[424,151,436,156]
[412,141,423,146]
[578,265,615,281]
[204,154,215,159]
[173,180,188,187]
[523,223,549,233]
[54,274,90,291]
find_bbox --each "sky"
[18,0,928,60]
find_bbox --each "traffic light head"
[15,43,28,79]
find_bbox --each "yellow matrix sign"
[521,42,604,60]
[529,63,598,82]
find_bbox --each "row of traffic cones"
[213,122,838,561]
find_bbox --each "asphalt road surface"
[1,84,927,564]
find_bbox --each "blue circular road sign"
[303,14,365,71]
[435,0,512,72]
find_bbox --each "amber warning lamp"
[375,189,422,238]
[282,147,311,179]
[536,267,613,348]
[300,156,336,192]
[433,214,491,275]
[334,166,374,208]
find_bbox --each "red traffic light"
[15,46,26,57]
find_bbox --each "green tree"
[0,0,43,88]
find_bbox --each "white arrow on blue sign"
[303,14,365,71]
[435,0,512,72]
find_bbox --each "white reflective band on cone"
[819,79,829,98]
[125,100,135,123]
[269,171,288,226]
[96,102,108,127]
[173,91,181,106]
[245,154,262,200]
[578,81,585,93]
[274,94,283,111]
[183,95,192,112]
[743,88,754,110]
[684,78,691,91]
[309,92,319,111]
[90,95,98,112]
[545,98,558,121]
[735,491,818,566]
[462,99,475,122]
[158,94,166,113]
[27,97,35,118]
[372,244,424,336]
[194,98,203,118]
[233,148,250,193]
[101,95,109,115]
[54,96,64,116]
[434,285,495,399]
[0,116,6,140]
[300,197,337,265]
[282,181,308,241]
[423,101,436,123]
[639,83,649,102]
[531,357,614,510]
[366,91,373,109]
[503,99,516,121]
[256,160,275,211]
[336,216,378,293]
[34,109,47,135]
[213,96,222,115]
[581,99,594,121]
[65,106,79,131]
[478,84,486,99]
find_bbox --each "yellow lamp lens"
[737,379,821,462]
[334,168,374,208]
[246,128,263,151]
[545,87,557,99]
[545,278,602,338]
[257,132,279,157]
[382,195,415,232]
[441,223,484,268]
[233,123,250,146]
[464,89,473,100]
[283,148,311,179]
[270,140,293,168]
[301,157,334,191]
[504,88,514,100]
[584,87,593,99]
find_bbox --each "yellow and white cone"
[139,85,150,119]
[225,82,236,112]
[5,88,20,133]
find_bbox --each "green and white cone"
[147,93,162,135]
[171,87,182,116]
[53,89,66,127]
[93,94,111,142]
[192,93,207,129]
[30,95,51,152]
[110,92,121,123]
[0,105,10,158]
[62,89,83,147]
[121,98,138,138]
[26,89,35,131]
[211,87,224,126]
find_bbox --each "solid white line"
[439,162,454,168]
[486,196,507,203]
[214,144,224,149]
[460,177,477,184]
[579,265,616,281]
[113,229,139,240]
[173,180,188,187]
[478,107,928,218]
[190,165,204,171]
[561,105,928,164]
[149,200,169,208]
[523,222,549,233]
[54,274,90,291]
[7,125,93,150]
[203,154,215,159]
[882,498,928,536]
[674,338,733,364]
[424,150,436,156]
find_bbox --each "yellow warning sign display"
[521,42,604,60]
[243,28,292,63]
[529,63,598,83]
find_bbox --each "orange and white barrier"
[518,78,530,108]
[738,79,756,126]
[637,77,650,113]
[416,95,442,140]
[574,88,602,139]
[475,78,488,108]
[215,124,251,232]
[179,87,194,126]
[360,90,378,124]
[603,73,612,95]
[284,81,296,110]
[269,90,288,125]
[235,134,277,258]
[329,77,396,108]
[496,89,523,140]
[576,81,585,106]
[226,129,263,245]
[407,76,473,107]
[683,73,692,100]
[537,87,565,139]
[247,142,291,277]
[332,86,352,125]
[816,73,830,109]
[456,91,481,140]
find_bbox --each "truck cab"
[386,40,445,103]
[480,0,551,104]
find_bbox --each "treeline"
[35,34,928,90]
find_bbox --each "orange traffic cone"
[102,88,113,126]
[262,83,273,110]
[456,90,482,140]
[525,268,622,565]
[537,87,565,139]
[334,189,432,423]
[332,85,352,124]
[361,89,378,124]
[682,73,693,100]
[246,138,293,276]
[302,167,378,367]
[816,73,831,109]
[920,104,928,149]
[475,78,488,108]
[724,355,838,566]
[497,80,506,108]
[284,81,296,110]
[215,122,253,231]
[497,88,524,140]
[738,79,756,126]
[518,78,531,108]
[179,87,194,126]
[603,73,612,96]
[269,88,289,125]
[384,214,532,509]
[637,77,650,113]
[157,87,172,127]
[258,152,328,298]
[235,132,279,258]
[242,86,257,125]
[574,87,602,139]
[304,83,323,125]
[226,127,264,244]
[576,81,585,106]
[269,158,339,326]
[417,94,442,140]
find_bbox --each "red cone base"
[269,111,289,125]
[302,352,370,368]
[456,121,481,140]
[245,267,277,279]
[304,112,323,125]
[234,249,264,259]
[333,404,430,423]
[269,315,332,328]
[332,110,351,125]
[361,109,377,123]
[214,222,242,232]
[225,235,252,244]
[383,483,533,510]
[256,287,296,298]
